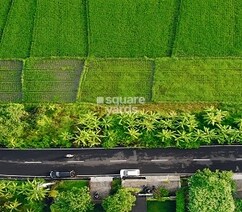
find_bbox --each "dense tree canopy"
[50,186,93,212]
[102,188,137,212]
[188,169,235,212]
[0,104,242,149]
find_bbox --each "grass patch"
[88,0,178,57]
[174,0,236,56]
[0,60,22,102]
[31,0,88,57]
[147,200,176,212]
[235,0,242,55]
[153,58,242,103]
[56,180,89,192]
[23,58,84,102]
[78,58,154,103]
[0,0,36,58]
[0,0,12,39]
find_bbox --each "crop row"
[0,0,36,58]
[0,0,241,58]
[0,58,242,103]
[0,0,12,39]
[30,0,87,57]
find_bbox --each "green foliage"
[0,104,241,148]
[31,0,87,57]
[147,200,176,212]
[153,58,242,103]
[0,179,48,212]
[23,58,84,103]
[188,169,235,212]
[0,60,22,102]
[174,0,238,56]
[89,0,178,57]
[102,188,137,212]
[0,0,36,58]
[153,187,169,200]
[0,0,11,39]
[79,58,154,103]
[110,179,121,195]
[235,199,242,212]
[176,188,186,212]
[50,186,93,212]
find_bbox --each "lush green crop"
[0,0,36,58]
[0,60,22,102]
[88,0,178,57]
[153,58,242,102]
[235,0,242,55]
[0,0,12,39]
[23,58,84,102]
[79,59,154,103]
[174,0,236,56]
[31,0,88,57]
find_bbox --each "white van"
[120,169,140,178]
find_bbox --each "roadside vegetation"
[0,179,49,211]
[0,103,242,149]
[188,169,235,212]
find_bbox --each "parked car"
[50,170,76,179]
[120,169,140,178]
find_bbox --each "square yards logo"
[97,96,145,114]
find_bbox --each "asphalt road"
[0,146,242,178]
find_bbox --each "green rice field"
[174,0,239,56]
[23,58,84,102]
[0,60,22,102]
[78,59,154,103]
[153,58,242,102]
[0,0,12,39]
[0,0,241,103]
[88,0,178,57]
[31,0,88,57]
[0,0,36,58]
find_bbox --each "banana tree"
[203,107,228,126]
[73,128,101,147]
[24,179,48,202]
[156,129,175,147]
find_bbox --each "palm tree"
[156,129,175,147]
[100,115,114,130]
[4,199,21,212]
[203,107,228,126]
[176,113,198,132]
[216,124,240,144]
[175,131,193,148]
[126,128,141,141]
[118,113,139,129]
[234,118,242,130]
[158,118,174,130]
[24,179,48,202]
[200,127,217,144]
[73,128,101,147]
[77,111,100,130]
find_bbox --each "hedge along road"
[1,146,242,179]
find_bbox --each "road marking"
[24,161,42,164]
[67,161,84,163]
[193,159,211,161]
[151,159,169,162]
[110,160,127,163]
[236,158,242,161]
